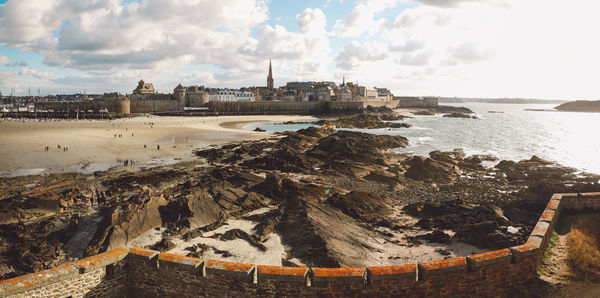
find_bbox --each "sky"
[0,0,599,99]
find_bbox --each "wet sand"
[0,115,316,175]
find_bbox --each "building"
[208,89,255,102]
[316,86,335,101]
[376,88,393,101]
[335,86,353,101]
[184,86,210,107]
[281,90,297,102]
[132,80,156,94]
[129,82,184,113]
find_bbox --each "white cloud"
[370,0,600,98]
[336,41,388,70]
[332,0,398,37]
[240,8,332,80]
[18,67,53,79]
[0,0,270,87]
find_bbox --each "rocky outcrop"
[327,191,392,223]
[404,156,462,182]
[555,100,600,112]
[310,131,409,165]
[105,193,168,250]
[443,112,478,119]
[404,200,523,249]
[316,113,411,129]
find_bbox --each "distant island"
[554,100,600,112]
[439,97,566,104]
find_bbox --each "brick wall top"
[74,248,128,273]
[546,199,560,210]
[0,263,78,296]
[367,264,416,280]
[4,192,600,296]
[257,265,308,282]
[158,252,203,270]
[467,249,511,269]
[540,209,555,222]
[312,267,366,282]
[130,246,159,260]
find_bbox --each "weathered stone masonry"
[1,192,599,297]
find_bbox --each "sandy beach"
[0,115,316,175]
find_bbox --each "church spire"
[267,59,274,90]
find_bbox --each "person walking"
[157,144,160,150]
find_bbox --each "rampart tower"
[173,84,186,110]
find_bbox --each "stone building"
[129,82,184,113]
[335,86,353,101]
[132,80,156,94]
[316,86,335,101]
[184,86,210,107]
[207,89,255,102]
[376,88,393,101]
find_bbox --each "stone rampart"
[130,97,182,114]
[32,96,130,118]
[1,193,598,297]
[206,101,389,115]
[396,97,439,108]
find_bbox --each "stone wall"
[207,101,388,115]
[396,97,439,108]
[0,248,129,297]
[33,96,130,117]
[1,193,598,297]
[130,97,183,114]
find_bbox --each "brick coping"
[1,192,598,296]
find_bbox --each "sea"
[255,103,600,175]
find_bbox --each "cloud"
[389,39,426,52]
[0,0,270,85]
[18,67,53,79]
[332,0,398,37]
[397,50,433,65]
[240,8,331,79]
[411,0,510,9]
[443,42,494,65]
[336,41,388,70]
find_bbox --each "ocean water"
[259,103,600,174]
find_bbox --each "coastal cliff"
[555,100,600,112]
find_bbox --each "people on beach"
[144,144,147,148]
[157,145,160,150]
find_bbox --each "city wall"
[200,101,394,116]
[396,97,439,108]
[3,192,598,297]
[129,95,183,114]
[30,96,130,118]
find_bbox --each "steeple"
[267,59,274,90]
[342,75,345,86]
